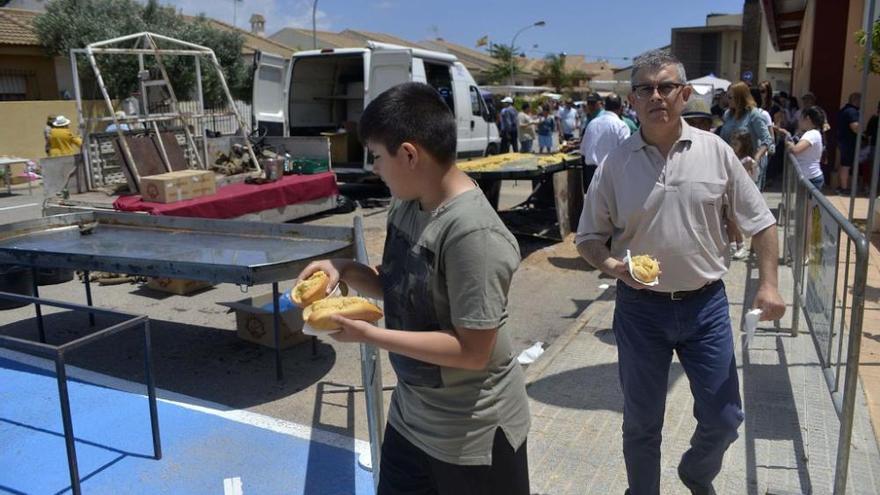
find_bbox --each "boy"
[297,82,530,495]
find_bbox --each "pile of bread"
[630,255,660,284]
[292,271,382,331]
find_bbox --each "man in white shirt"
[580,94,631,191]
[557,99,579,141]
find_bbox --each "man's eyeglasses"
[631,83,686,99]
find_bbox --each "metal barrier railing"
[780,151,869,494]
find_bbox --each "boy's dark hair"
[359,82,457,164]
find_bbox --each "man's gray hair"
[631,50,687,84]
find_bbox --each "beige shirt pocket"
[687,181,727,235]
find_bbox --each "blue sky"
[166,0,747,64]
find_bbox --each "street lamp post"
[508,20,545,95]
[312,0,320,49]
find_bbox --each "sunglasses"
[631,82,685,99]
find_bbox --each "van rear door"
[252,50,290,136]
[366,48,412,107]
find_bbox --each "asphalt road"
[0,180,604,441]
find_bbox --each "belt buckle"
[670,291,683,301]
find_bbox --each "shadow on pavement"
[0,310,336,410]
[740,257,812,495]
[527,358,685,412]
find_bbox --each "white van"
[252,41,500,181]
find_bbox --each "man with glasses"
[575,51,785,495]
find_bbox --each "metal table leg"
[272,282,283,380]
[55,354,82,495]
[142,320,162,459]
[32,267,45,343]
[84,270,95,327]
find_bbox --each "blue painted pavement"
[0,354,374,494]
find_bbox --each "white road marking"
[223,476,243,495]
[0,203,39,211]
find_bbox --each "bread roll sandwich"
[630,255,660,284]
[303,296,383,330]
[291,271,331,307]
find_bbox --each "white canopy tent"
[688,74,732,92]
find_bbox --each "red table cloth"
[114,172,338,219]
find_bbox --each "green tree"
[856,21,880,74]
[35,0,249,106]
[537,53,588,93]
[485,43,521,84]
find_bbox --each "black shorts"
[377,424,529,495]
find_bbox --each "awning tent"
[688,74,731,92]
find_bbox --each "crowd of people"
[496,66,878,205]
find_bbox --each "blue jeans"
[809,174,824,190]
[613,281,743,495]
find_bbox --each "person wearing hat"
[47,115,83,157]
[579,92,605,138]
[499,96,519,153]
[681,97,716,132]
[105,110,131,133]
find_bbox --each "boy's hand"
[328,315,377,343]
[296,259,351,294]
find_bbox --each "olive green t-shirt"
[380,187,530,466]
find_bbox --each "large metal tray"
[0,212,352,285]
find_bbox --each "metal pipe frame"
[272,282,283,381]
[354,216,385,491]
[782,150,870,495]
[0,291,161,495]
[141,34,204,171]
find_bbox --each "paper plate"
[302,321,341,336]
[625,249,660,287]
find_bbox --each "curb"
[524,284,617,386]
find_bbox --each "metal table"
[466,156,584,239]
[0,157,33,196]
[0,291,160,495]
[0,212,387,490]
[0,211,354,380]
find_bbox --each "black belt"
[639,280,722,301]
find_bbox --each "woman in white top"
[779,106,826,189]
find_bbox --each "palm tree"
[537,53,588,93]
[485,43,520,84]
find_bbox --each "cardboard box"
[147,277,213,295]
[218,293,311,350]
[140,169,216,203]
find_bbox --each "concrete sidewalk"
[525,194,880,494]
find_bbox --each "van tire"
[485,143,499,156]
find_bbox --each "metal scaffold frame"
[69,32,261,192]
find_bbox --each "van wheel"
[486,143,499,156]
